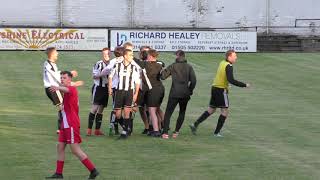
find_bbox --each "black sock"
[110,111,115,124]
[88,112,95,129]
[58,110,62,130]
[118,117,124,128]
[95,113,103,130]
[123,119,130,134]
[148,124,153,131]
[129,118,133,133]
[214,115,226,134]
[116,118,123,130]
[194,111,210,127]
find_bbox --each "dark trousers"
[163,97,190,134]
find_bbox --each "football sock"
[88,112,95,129]
[55,160,64,174]
[214,115,226,134]
[194,111,210,127]
[81,158,95,172]
[95,113,103,130]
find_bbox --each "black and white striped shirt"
[43,60,60,88]
[109,62,140,91]
[92,60,109,87]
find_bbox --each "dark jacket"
[161,58,196,98]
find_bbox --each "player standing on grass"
[161,50,197,139]
[86,48,111,136]
[108,49,140,139]
[189,50,250,137]
[46,71,99,179]
[106,46,125,135]
[144,49,165,137]
[43,47,82,134]
[135,46,153,134]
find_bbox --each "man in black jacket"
[161,50,197,139]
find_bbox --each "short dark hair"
[46,47,56,57]
[140,50,148,60]
[225,49,236,60]
[140,46,151,52]
[60,71,73,78]
[175,50,185,58]
[114,46,125,57]
[148,49,159,58]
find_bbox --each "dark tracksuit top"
[160,58,196,98]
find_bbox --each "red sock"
[55,160,64,174]
[81,158,95,172]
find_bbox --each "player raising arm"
[46,71,99,179]
[43,47,82,134]
[190,49,250,137]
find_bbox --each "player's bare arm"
[71,81,84,87]
[133,83,140,103]
[49,86,70,93]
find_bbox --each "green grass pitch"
[0,51,319,180]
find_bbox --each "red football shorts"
[58,127,82,144]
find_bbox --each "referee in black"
[161,50,197,139]
[190,49,250,137]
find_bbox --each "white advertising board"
[111,30,257,52]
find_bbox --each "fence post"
[130,0,135,28]
[58,0,63,27]
[266,0,270,34]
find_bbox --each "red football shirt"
[61,86,80,129]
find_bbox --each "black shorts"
[91,85,109,106]
[137,89,148,107]
[146,85,164,107]
[45,88,63,106]
[209,87,229,108]
[114,90,134,109]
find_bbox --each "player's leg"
[94,105,105,136]
[213,89,229,137]
[56,143,66,175]
[87,104,99,136]
[156,107,164,132]
[45,88,63,134]
[137,90,149,134]
[128,105,138,136]
[109,88,118,135]
[70,143,99,179]
[118,107,131,138]
[45,142,66,179]
[57,105,63,134]
[190,87,218,135]
[118,90,134,138]
[147,87,164,137]
[173,98,190,138]
[148,106,161,137]
[162,98,179,138]
[114,90,126,134]
[114,107,125,138]
[213,108,229,137]
[94,86,109,136]
[139,106,149,134]
[193,106,216,127]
